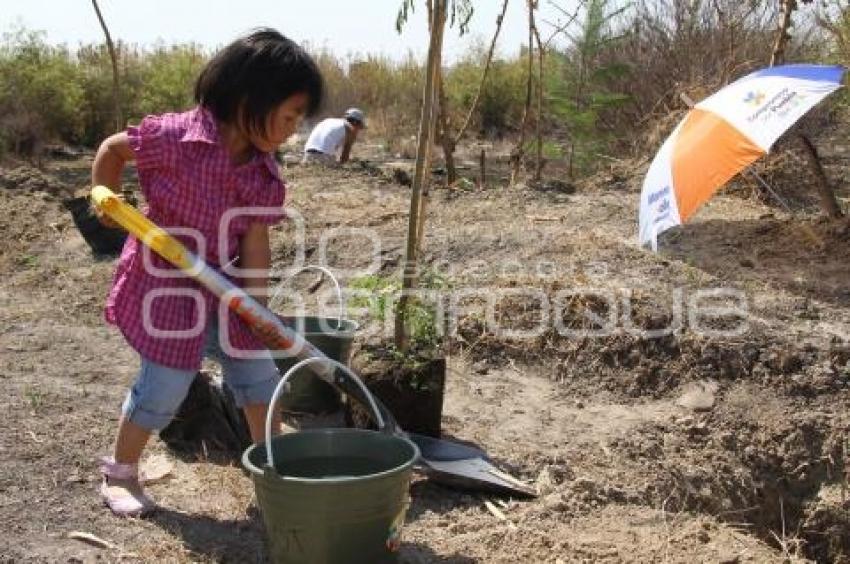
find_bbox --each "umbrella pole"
[746,170,824,248]
[745,170,793,214]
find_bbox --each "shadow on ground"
[399,544,478,563]
[148,507,267,562]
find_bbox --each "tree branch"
[453,0,510,144]
[91,0,122,132]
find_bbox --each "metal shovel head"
[407,433,537,498]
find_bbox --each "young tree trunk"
[419,67,445,246]
[799,135,844,218]
[532,17,545,181]
[417,1,448,249]
[510,0,536,186]
[770,0,797,67]
[91,0,122,132]
[395,0,447,351]
[770,0,843,218]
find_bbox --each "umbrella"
[639,64,846,251]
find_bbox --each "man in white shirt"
[302,108,366,165]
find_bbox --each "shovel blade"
[406,433,485,461]
[407,433,537,498]
[416,456,537,498]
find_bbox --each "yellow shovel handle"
[90,186,192,271]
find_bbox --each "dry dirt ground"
[1,147,850,563]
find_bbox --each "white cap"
[344,108,367,128]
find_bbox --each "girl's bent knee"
[222,357,280,408]
[121,359,197,431]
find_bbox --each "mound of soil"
[0,165,70,196]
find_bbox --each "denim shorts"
[121,321,280,431]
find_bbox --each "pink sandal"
[98,457,156,517]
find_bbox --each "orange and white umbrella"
[639,64,845,250]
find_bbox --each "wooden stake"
[510,0,536,186]
[479,148,486,188]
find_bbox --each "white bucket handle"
[264,357,385,471]
[269,265,344,327]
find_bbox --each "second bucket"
[271,267,358,415]
[275,315,358,413]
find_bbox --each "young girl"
[92,29,323,516]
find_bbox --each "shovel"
[90,186,536,498]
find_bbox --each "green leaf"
[396,0,416,34]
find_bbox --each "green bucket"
[274,315,358,414]
[244,359,419,564]
[270,266,358,415]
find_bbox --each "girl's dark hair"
[195,28,323,135]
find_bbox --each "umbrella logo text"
[746,87,806,123]
[743,90,766,106]
[648,185,672,224]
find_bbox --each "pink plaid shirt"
[105,106,286,370]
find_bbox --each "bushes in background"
[1,1,846,179]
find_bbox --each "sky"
[0,0,579,63]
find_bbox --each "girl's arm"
[92,132,135,226]
[239,222,272,307]
[92,132,135,188]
